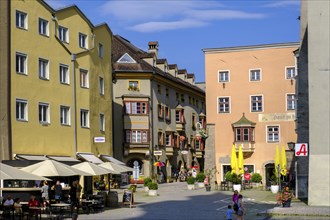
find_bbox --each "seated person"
[28,195,40,217]
[3,195,14,206]
[13,198,22,214]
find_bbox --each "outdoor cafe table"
[51,203,71,218]
[80,199,97,214]
[29,206,44,219]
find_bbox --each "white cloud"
[262,0,300,8]
[128,19,207,33]
[186,10,266,20]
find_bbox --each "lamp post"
[287,142,295,151]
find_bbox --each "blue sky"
[46,0,300,82]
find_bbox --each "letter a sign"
[295,143,308,156]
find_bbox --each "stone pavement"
[74,182,330,220]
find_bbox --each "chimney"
[148,41,159,58]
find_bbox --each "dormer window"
[117,53,136,63]
[232,113,256,143]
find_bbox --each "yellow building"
[4,0,113,160]
[203,43,298,188]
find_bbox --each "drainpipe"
[150,79,155,179]
[71,54,77,157]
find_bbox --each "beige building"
[112,36,206,179]
[203,43,299,187]
[0,0,113,161]
[297,0,330,205]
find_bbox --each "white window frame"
[79,33,88,49]
[80,69,89,88]
[125,101,148,115]
[165,133,171,146]
[80,109,89,128]
[99,77,104,95]
[250,95,263,112]
[126,130,148,143]
[98,43,104,58]
[60,105,70,125]
[59,64,69,84]
[218,97,230,113]
[16,10,27,29]
[16,99,28,121]
[58,26,69,43]
[39,58,49,79]
[286,93,296,110]
[175,109,184,123]
[195,139,201,150]
[38,102,50,124]
[16,52,27,74]
[100,113,105,131]
[267,125,280,143]
[38,18,49,36]
[218,70,230,82]
[249,69,261,82]
[285,66,296,79]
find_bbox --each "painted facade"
[1,0,113,160]
[203,43,299,187]
[112,36,206,180]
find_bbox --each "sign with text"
[94,137,105,143]
[154,151,162,156]
[295,143,308,156]
[258,113,295,122]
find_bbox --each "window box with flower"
[275,185,294,207]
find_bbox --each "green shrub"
[251,173,262,183]
[225,171,233,182]
[196,173,206,182]
[128,184,137,192]
[231,173,242,184]
[144,177,152,187]
[187,176,195,185]
[147,182,158,190]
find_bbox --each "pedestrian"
[69,180,78,206]
[225,204,233,220]
[232,190,239,213]
[76,180,82,201]
[41,180,49,206]
[236,194,245,220]
[52,180,62,203]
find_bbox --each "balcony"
[234,142,255,154]
[176,123,185,131]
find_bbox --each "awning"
[47,156,80,162]
[14,154,48,161]
[14,154,80,165]
[99,154,125,165]
[76,152,103,164]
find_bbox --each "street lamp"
[287,142,295,151]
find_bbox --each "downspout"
[150,73,155,179]
[71,54,77,156]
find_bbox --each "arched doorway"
[265,163,275,189]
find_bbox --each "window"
[175,109,184,123]
[235,128,255,142]
[158,104,164,119]
[16,11,27,29]
[125,101,148,114]
[180,94,185,102]
[165,106,171,121]
[79,33,87,49]
[218,97,230,113]
[192,114,196,128]
[287,94,296,110]
[80,109,89,128]
[195,139,201,150]
[157,84,161,94]
[125,130,148,143]
[251,95,263,112]
[39,58,49,79]
[80,69,89,88]
[165,133,172,146]
[59,64,69,84]
[117,53,136,63]
[286,67,296,79]
[16,99,28,121]
[100,113,105,131]
[267,126,279,142]
[219,71,229,82]
[16,53,27,74]
[176,92,179,101]
[128,81,139,91]
[166,88,169,97]
[99,77,104,95]
[38,102,49,124]
[58,26,68,43]
[98,43,104,58]
[38,18,49,36]
[250,69,261,81]
[60,106,70,125]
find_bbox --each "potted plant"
[144,177,152,192]
[232,173,242,192]
[147,182,158,196]
[186,176,195,190]
[251,173,262,188]
[196,173,206,188]
[270,174,279,194]
[128,184,137,193]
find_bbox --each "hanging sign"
[154,151,162,156]
[295,143,308,156]
[94,137,105,143]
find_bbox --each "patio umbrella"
[99,162,132,173]
[280,146,287,176]
[238,145,244,175]
[21,159,90,177]
[72,162,118,176]
[230,144,238,174]
[154,161,165,167]
[275,146,280,179]
[0,162,50,180]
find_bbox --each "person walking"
[236,194,245,220]
[41,180,49,206]
[52,180,62,203]
[225,205,234,220]
[232,190,239,213]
